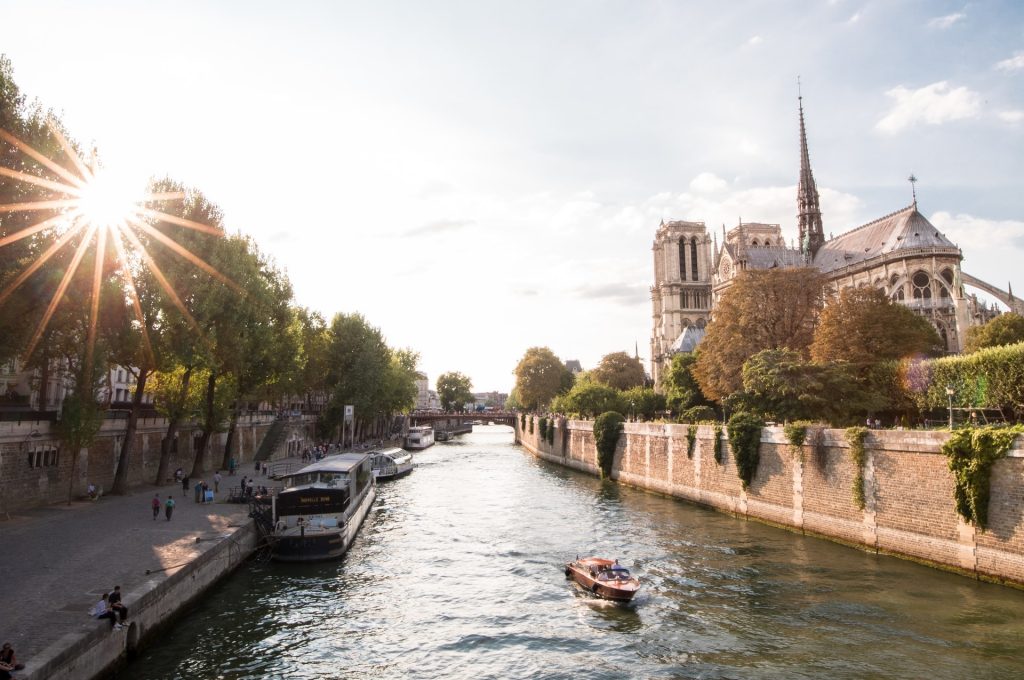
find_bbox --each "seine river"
[118,425,1024,679]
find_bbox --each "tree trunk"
[190,371,217,477]
[155,366,193,485]
[111,366,149,495]
[221,408,240,472]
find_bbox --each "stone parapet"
[516,418,1024,587]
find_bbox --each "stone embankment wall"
[29,521,258,680]
[0,414,315,513]
[516,417,1024,587]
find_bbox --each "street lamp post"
[946,385,954,429]
[630,401,635,422]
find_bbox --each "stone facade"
[650,99,1020,382]
[516,419,1024,587]
[0,413,313,513]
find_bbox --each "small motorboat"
[565,557,640,602]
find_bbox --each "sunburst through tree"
[0,119,235,384]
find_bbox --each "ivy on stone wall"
[520,413,526,429]
[783,421,811,462]
[593,411,625,479]
[529,416,534,434]
[539,417,548,441]
[942,425,1024,530]
[686,425,697,459]
[727,412,764,489]
[845,426,869,510]
[713,424,724,464]
[547,421,556,445]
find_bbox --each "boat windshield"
[599,567,631,581]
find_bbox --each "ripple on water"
[116,427,1024,680]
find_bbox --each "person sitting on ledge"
[108,585,129,625]
[0,642,24,680]
[89,593,121,631]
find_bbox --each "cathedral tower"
[797,96,825,257]
[650,221,713,384]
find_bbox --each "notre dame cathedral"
[650,97,1022,385]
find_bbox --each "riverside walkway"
[0,466,281,678]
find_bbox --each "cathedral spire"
[797,91,825,258]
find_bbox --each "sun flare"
[0,120,231,379]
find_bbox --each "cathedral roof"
[670,325,706,354]
[723,242,808,270]
[812,204,959,273]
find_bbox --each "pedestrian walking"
[261,461,268,476]
[228,457,236,475]
[151,494,161,520]
[254,459,260,473]
[165,496,176,521]
[181,474,190,497]
[214,471,222,493]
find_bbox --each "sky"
[1,0,1022,393]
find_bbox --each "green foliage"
[547,419,556,445]
[964,313,1024,354]
[513,347,573,411]
[713,424,724,464]
[593,411,625,478]
[680,405,717,423]
[663,352,711,413]
[591,352,646,391]
[529,416,534,434]
[845,426,869,510]
[621,386,666,421]
[908,343,1024,421]
[942,425,1024,529]
[550,382,625,419]
[686,425,697,459]
[436,371,473,412]
[520,412,527,429]
[727,412,764,488]
[783,422,808,448]
[54,391,103,453]
[538,417,549,441]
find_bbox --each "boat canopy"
[292,452,368,476]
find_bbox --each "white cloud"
[847,11,861,24]
[929,212,1024,252]
[995,51,1024,72]
[927,12,965,30]
[875,81,981,134]
[997,110,1024,124]
[688,172,728,193]
[747,35,763,46]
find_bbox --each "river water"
[117,425,1024,679]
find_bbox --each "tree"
[662,352,711,413]
[811,287,943,364]
[591,351,646,391]
[550,382,624,418]
[321,312,392,442]
[436,371,473,412]
[694,268,828,401]
[621,386,666,421]
[964,313,1024,354]
[737,348,865,423]
[513,346,572,411]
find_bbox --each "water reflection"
[117,426,1024,680]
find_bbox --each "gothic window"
[681,290,689,308]
[941,269,954,285]
[751,239,759,247]
[690,237,699,281]
[678,240,687,281]
[892,288,905,302]
[912,271,932,300]
[939,326,949,351]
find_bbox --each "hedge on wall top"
[593,411,625,479]
[727,412,764,489]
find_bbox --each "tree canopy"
[964,313,1024,354]
[810,287,943,364]
[436,371,474,411]
[513,346,572,410]
[694,268,827,401]
[591,351,646,390]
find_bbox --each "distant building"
[414,376,441,411]
[650,96,1020,385]
[564,359,583,375]
[473,391,509,410]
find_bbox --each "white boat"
[369,447,414,481]
[270,452,376,562]
[405,425,435,450]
